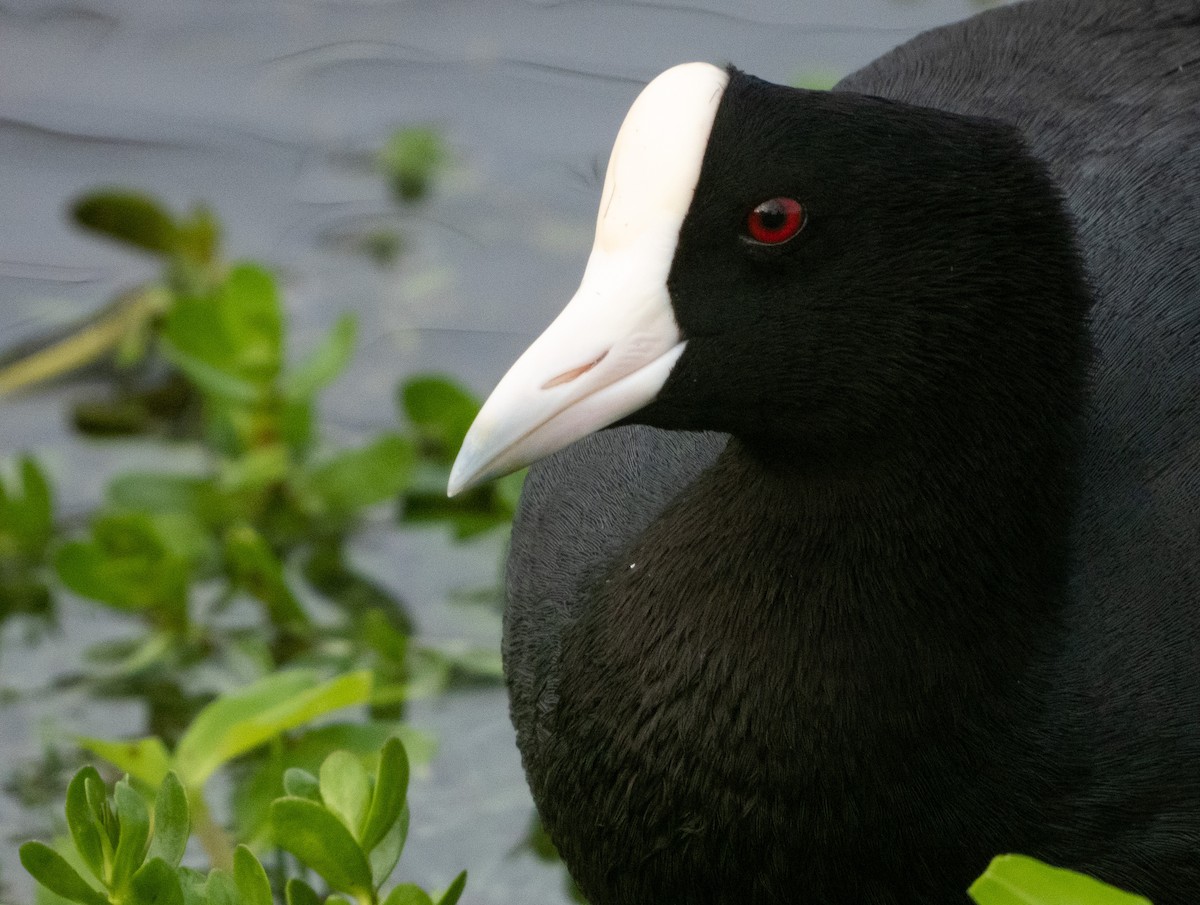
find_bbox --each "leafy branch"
[21,738,464,905]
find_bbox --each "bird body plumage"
[497,1,1200,902]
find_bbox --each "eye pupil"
[746,197,805,245]
[759,206,787,229]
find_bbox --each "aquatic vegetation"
[379,128,447,205]
[3,181,495,903]
[0,190,511,732]
[21,736,465,905]
[0,455,55,619]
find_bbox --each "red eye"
[746,197,806,245]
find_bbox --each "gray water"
[0,1,994,901]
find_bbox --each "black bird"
[448,0,1200,902]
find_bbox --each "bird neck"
[714,426,1073,678]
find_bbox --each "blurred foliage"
[0,455,55,619]
[378,128,447,205]
[0,188,516,745]
[0,170,511,905]
[399,377,522,540]
[791,69,843,90]
[303,126,449,268]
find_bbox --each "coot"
[449,1,1200,902]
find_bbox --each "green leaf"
[146,511,212,564]
[346,229,403,267]
[129,858,184,905]
[175,204,220,269]
[218,264,284,383]
[400,376,479,464]
[111,779,151,895]
[303,434,414,515]
[174,866,208,905]
[360,737,408,853]
[231,722,410,844]
[282,768,322,802]
[163,264,284,392]
[375,650,450,704]
[65,767,108,884]
[319,751,371,840]
[54,512,191,619]
[161,294,231,371]
[434,872,467,905]
[968,855,1152,905]
[380,885,432,905]
[205,869,237,905]
[358,608,411,667]
[76,737,171,788]
[19,842,109,905]
[494,469,526,511]
[790,69,842,91]
[72,191,179,256]
[284,315,357,401]
[286,879,322,905]
[440,645,504,682]
[223,524,310,630]
[108,473,214,518]
[379,127,446,203]
[218,447,291,494]
[148,773,188,868]
[83,630,177,679]
[233,845,273,905]
[85,775,118,851]
[159,337,265,404]
[398,484,513,540]
[8,455,53,554]
[280,396,316,458]
[302,546,413,638]
[173,670,373,788]
[368,809,407,890]
[271,797,374,898]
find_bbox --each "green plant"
[0,190,510,740]
[0,197,516,884]
[21,769,191,905]
[19,738,463,905]
[32,253,415,732]
[271,738,464,905]
[75,670,378,867]
[378,129,447,205]
[0,136,485,905]
[0,190,218,423]
[399,377,522,540]
[790,70,842,91]
[50,256,414,642]
[0,455,55,618]
[969,855,1151,905]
